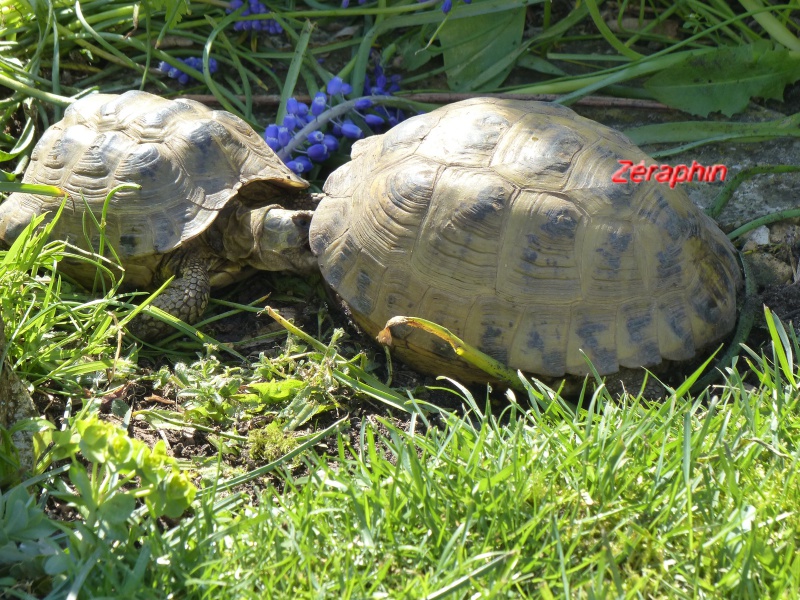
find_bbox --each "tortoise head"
[248,206,317,273]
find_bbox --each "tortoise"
[309,97,742,384]
[0,90,316,340]
[0,92,741,387]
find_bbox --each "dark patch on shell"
[576,320,617,372]
[351,269,375,314]
[543,350,566,374]
[657,246,683,280]
[480,325,508,364]
[625,311,652,343]
[119,232,140,255]
[540,208,578,239]
[595,232,631,270]
[465,186,506,222]
[527,329,545,351]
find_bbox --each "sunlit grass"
[10,351,798,598]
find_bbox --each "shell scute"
[491,119,584,189]
[415,105,511,168]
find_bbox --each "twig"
[179,92,670,110]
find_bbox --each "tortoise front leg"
[128,256,211,341]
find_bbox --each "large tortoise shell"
[0,90,306,286]
[310,98,742,380]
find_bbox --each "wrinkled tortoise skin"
[310,97,742,382]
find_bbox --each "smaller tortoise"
[0,90,316,339]
[309,98,742,384]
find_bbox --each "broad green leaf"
[161,471,196,518]
[644,41,800,116]
[44,552,71,576]
[439,3,526,91]
[97,491,136,525]
[398,34,439,72]
[516,54,567,77]
[243,379,305,404]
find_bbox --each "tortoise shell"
[0,90,307,288]
[309,98,741,381]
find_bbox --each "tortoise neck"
[211,201,316,273]
[211,202,271,261]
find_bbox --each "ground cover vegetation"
[1,0,800,597]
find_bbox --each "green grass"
[7,345,800,598]
[162,379,800,599]
[2,0,800,598]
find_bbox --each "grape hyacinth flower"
[264,74,412,175]
[157,57,219,86]
[362,64,406,130]
[227,0,283,34]
[326,77,353,97]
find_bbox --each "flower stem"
[277,95,424,161]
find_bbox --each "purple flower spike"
[341,123,363,140]
[283,114,298,130]
[307,144,329,162]
[265,137,281,151]
[286,98,299,115]
[295,156,313,172]
[323,134,339,152]
[307,130,325,144]
[265,124,280,139]
[286,160,304,174]
[311,92,328,116]
[365,114,385,127]
[355,98,373,110]
[341,82,353,95]
[277,127,292,147]
[442,0,452,12]
[327,77,343,96]
[227,0,282,36]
